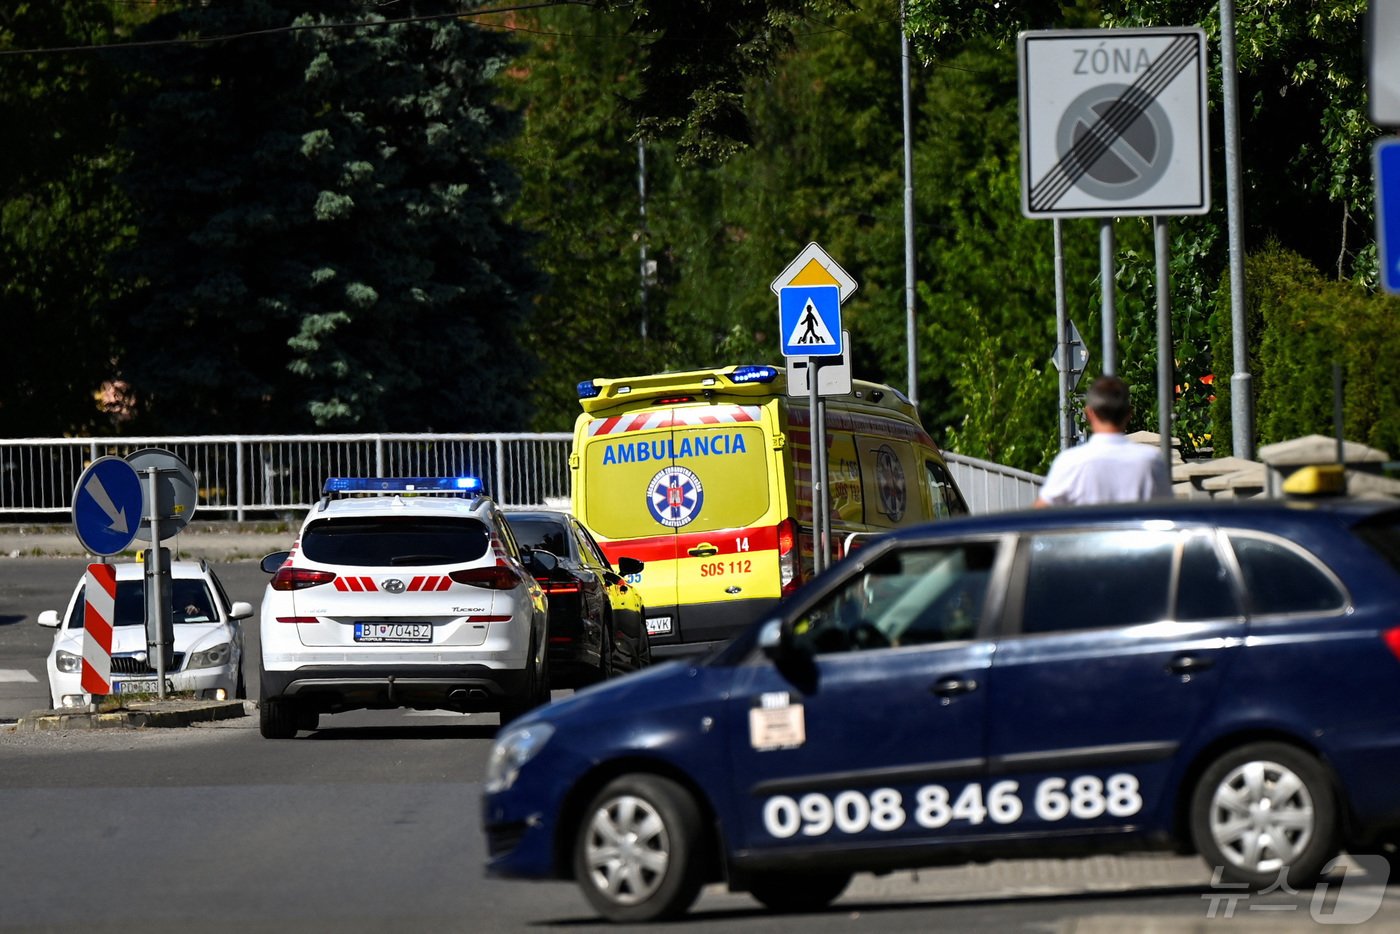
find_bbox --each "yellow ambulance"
[570,364,969,657]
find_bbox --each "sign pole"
[808,360,824,574]
[816,388,830,572]
[1053,219,1071,451]
[1154,217,1175,466]
[144,466,168,700]
[1099,219,1117,376]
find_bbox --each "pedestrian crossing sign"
[780,285,842,357]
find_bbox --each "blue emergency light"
[577,380,602,399]
[727,365,779,385]
[322,476,483,495]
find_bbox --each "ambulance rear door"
[580,403,776,650]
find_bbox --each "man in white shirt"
[1033,375,1172,507]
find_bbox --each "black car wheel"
[259,697,299,739]
[746,870,851,913]
[583,617,615,686]
[573,774,706,923]
[1190,741,1339,888]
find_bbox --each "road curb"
[14,699,248,732]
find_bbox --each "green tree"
[0,2,139,436]
[115,1,539,433]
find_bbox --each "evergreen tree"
[0,2,136,436]
[115,1,539,433]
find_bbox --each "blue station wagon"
[482,500,1400,922]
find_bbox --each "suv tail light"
[450,566,522,590]
[777,518,801,595]
[272,567,337,591]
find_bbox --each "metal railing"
[0,434,1040,520]
[0,434,573,519]
[945,452,1043,514]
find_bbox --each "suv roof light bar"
[321,476,484,497]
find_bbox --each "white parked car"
[256,477,553,739]
[38,560,253,709]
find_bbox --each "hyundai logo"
[383,579,406,594]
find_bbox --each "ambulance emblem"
[646,466,704,529]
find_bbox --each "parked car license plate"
[354,622,433,643]
[115,680,172,694]
[646,616,673,635]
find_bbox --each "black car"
[506,510,651,687]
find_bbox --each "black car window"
[791,542,998,655]
[572,523,605,570]
[1020,530,1175,635]
[1175,534,1242,621]
[300,516,490,566]
[1228,533,1347,616]
[509,516,575,561]
[1353,511,1400,572]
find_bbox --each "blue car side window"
[1021,530,1175,635]
[1228,533,1347,616]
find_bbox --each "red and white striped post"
[80,562,117,697]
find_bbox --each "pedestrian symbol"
[779,285,842,357]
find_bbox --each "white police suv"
[256,477,553,738]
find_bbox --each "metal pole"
[1053,219,1071,451]
[1154,217,1174,466]
[638,138,649,350]
[1333,363,1345,464]
[817,394,830,569]
[808,364,823,574]
[901,0,918,407]
[1219,0,1254,459]
[146,467,167,700]
[1099,219,1117,375]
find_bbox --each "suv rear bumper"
[261,664,529,713]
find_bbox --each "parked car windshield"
[66,579,218,629]
[300,516,490,566]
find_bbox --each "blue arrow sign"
[780,285,843,357]
[1377,139,1400,295]
[72,456,144,556]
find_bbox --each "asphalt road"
[0,555,272,719]
[3,552,1399,932]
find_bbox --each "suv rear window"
[301,516,490,567]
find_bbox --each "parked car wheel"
[1190,742,1339,888]
[573,774,706,923]
[746,870,851,913]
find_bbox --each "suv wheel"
[499,635,548,725]
[573,774,706,922]
[1190,741,1339,888]
[259,697,300,739]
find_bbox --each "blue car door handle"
[1166,654,1214,675]
[931,677,979,697]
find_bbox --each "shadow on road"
[0,614,26,626]
[304,724,501,741]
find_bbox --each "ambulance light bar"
[577,380,602,399]
[727,365,779,385]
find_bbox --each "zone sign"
[1019,27,1210,218]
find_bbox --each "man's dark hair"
[1086,375,1131,428]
